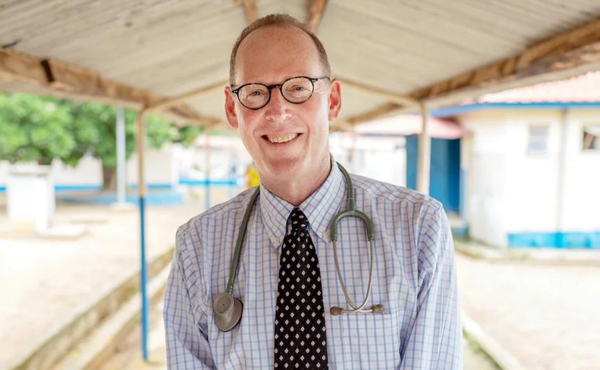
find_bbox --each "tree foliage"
[0,93,205,168]
[0,94,74,165]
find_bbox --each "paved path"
[0,189,236,369]
[457,253,600,370]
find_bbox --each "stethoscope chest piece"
[213,293,243,332]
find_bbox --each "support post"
[205,132,211,210]
[417,102,430,195]
[556,108,569,248]
[116,108,126,205]
[136,109,149,361]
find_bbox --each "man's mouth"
[263,133,300,144]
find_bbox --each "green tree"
[0,94,74,165]
[0,94,206,190]
[68,102,179,189]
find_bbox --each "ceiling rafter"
[409,16,600,101]
[341,16,600,126]
[242,0,258,25]
[307,0,328,33]
[0,46,224,127]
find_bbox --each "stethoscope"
[213,162,385,332]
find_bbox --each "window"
[527,124,549,155]
[582,125,600,151]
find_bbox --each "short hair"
[229,14,331,85]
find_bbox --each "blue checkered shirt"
[164,163,463,369]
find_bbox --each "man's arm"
[164,226,215,369]
[400,204,463,369]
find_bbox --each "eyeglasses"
[230,76,330,110]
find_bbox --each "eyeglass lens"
[238,77,314,109]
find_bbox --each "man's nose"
[264,87,292,122]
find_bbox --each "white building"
[439,72,600,249]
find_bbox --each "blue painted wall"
[406,136,461,213]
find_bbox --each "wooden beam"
[329,120,353,132]
[0,48,47,86]
[242,0,258,25]
[345,102,401,126]
[0,45,223,127]
[409,17,600,101]
[147,80,228,112]
[307,0,328,33]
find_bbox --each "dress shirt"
[164,161,463,369]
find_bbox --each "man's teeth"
[267,133,298,143]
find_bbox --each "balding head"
[229,14,331,85]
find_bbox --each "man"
[165,14,462,369]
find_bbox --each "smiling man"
[164,14,462,369]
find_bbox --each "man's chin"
[261,157,305,176]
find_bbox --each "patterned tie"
[274,208,328,369]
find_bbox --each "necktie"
[274,208,328,369]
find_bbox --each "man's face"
[225,26,341,182]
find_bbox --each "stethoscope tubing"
[215,162,381,332]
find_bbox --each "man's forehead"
[234,25,322,84]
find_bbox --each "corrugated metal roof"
[1,0,600,126]
[477,71,600,103]
[356,115,466,139]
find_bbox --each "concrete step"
[50,264,171,370]
[9,248,173,370]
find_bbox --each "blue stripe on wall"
[431,102,600,117]
[508,231,600,249]
[0,179,243,193]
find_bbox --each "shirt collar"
[259,156,346,248]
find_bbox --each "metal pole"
[417,101,430,195]
[116,108,126,204]
[136,109,149,361]
[205,132,211,210]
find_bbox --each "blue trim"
[128,183,174,190]
[57,192,184,206]
[179,178,239,186]
[508,231,600,249]
[431,102,600,117]
[139,196,149,360]
[56,184,103,192]
[0,180,242,193]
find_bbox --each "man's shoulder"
[350,173,443,212]
[176,186,258,241]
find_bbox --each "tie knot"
[289,208,309,230]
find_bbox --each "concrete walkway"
[0,191,227,369]
[457,251,600,370]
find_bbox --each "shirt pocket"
[339,311,402,369]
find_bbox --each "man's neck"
[260,157,332,206]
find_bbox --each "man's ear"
[224,87,239,129]
[328,79,342,122]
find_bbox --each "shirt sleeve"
[164,225,215,369]
[400,204,463,369]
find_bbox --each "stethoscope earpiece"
[213,293,243,332]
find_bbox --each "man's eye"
[249,90,265,96]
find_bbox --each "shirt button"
[323,231,330,239]
[273,238,280,245]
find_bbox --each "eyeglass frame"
[229,76,331,110]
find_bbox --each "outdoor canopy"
[2,0,600,362]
